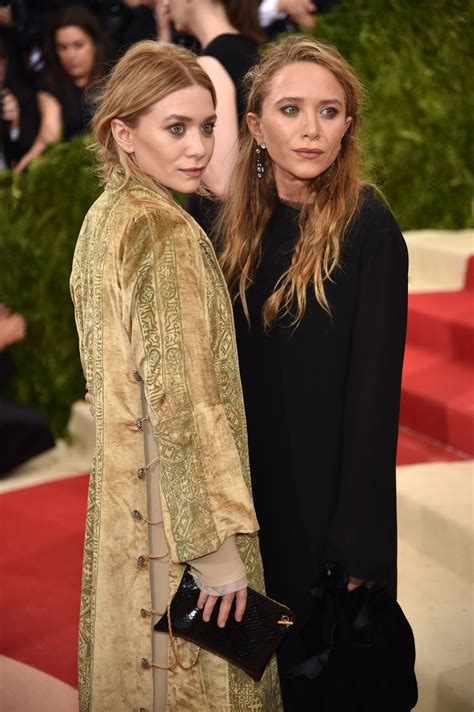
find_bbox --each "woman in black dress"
[218,35,414,711]
[165,0,264,233]
[15,6,113,173]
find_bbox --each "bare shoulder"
[198,55,236,97]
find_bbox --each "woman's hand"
[347,576,374,592]
[197,585,247,628]
[155,0,173,43]
[1,89,20,131]
[278,0,316,28]
[14,91,62,174]
[0,311,26,351]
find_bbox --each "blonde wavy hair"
[91,40,216,193]
[217,35,367,328]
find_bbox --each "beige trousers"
[142,387,169,712]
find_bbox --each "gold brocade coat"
[70,177,282,712]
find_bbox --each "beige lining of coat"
[142,383,169,712]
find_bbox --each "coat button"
[140,658,151,669]
[137,467,146,479]
[135,417,144,430]
[140,608,149,618]
[137,555,147,567]
[133,510,143,521]
[133,371,142,382]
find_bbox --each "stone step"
[407,290,474,363]
[404,229,473,293]
[396,461,473,712]
[401,345,474,456]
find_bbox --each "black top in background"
[203,33,260,122]
[186,33,260,237]
[36,73,92,139]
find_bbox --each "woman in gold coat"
[70,41,281,712]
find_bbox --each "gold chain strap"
[165,598,201,670]
[150,582,201,671]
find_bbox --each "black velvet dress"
[233,191,409,710]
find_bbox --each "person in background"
[259,0,316,35]
[0,304,55,475]
[0,77,22,170]
[163,0,264,235]
[0,35,39,169]
[106,0,159,53]
[1,34,24,168]
[14,4,114,174]
[259,0,344,38]
[218,34,412,710]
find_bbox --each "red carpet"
[0,474,89,688]
[399,265,474,460]
[465,254,474,290]
[396,427,465,466]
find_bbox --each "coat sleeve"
[122,207,259,563]
[324,200,408,584]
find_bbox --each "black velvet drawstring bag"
[285,563,418,712]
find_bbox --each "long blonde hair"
[217,35,366,328]
[91,41,216,193]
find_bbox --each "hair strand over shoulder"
[216,35,369,329]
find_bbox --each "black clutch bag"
[154,566,295,682]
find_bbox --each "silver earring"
[256,143,266,178]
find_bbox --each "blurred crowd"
[0,0,343,173]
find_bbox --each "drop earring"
[256,142,267,178]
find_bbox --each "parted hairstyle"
[91,40,216,190]
[217,35,367,328]
[44,6,114,91]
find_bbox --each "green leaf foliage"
[314,0,473,228]
[0,137,101,437]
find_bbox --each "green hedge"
[314,0,473,229]
[1,0,472,437]
[0,137,100,437]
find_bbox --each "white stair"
[404,229,473,293]
[397,461,474,711]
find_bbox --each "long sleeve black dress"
[233,190,408,704]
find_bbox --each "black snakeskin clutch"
[154,566,295,681]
